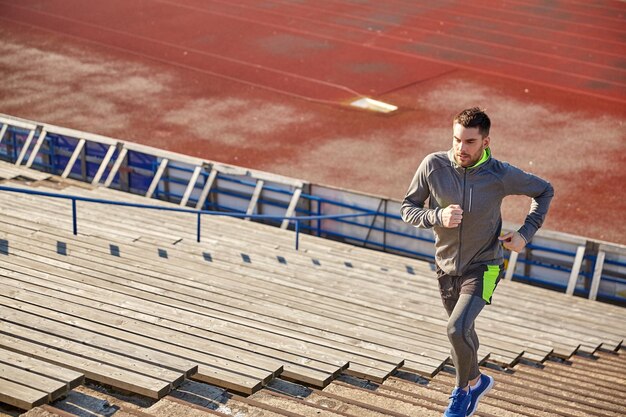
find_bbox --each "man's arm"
[401,157,443,228]
[502,164,555,250]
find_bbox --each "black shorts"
[437,263,504,311]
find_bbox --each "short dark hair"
[453,107,490,137]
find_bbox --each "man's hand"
[499,231,526,252]
[441,204,463,228]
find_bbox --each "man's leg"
[446,294,486,389]
[438,274,475,416]
[467,323,481,382]
[438,274,459,317]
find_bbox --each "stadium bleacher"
[1,159,625,416]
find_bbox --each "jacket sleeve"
[401,157,442,228]
[502,164,554,243]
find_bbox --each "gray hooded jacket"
[401,148,554,276]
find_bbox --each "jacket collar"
[448,147,491,170]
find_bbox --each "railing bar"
[524,244,577,257]
[566,245,586,296]
[299,192,386,213]
[0,124,9,145]
[281,188,302,229]
[146,158,168,199]
[103,148,128,188]
[514,258,576,273]
[25,129,48,168]
[295,220,300,250]
[62,139,86,179]
[195,169,218,210]
[589,251,606,301]
[0,186,374,222]
[197,212,201,243]
[604,259,626,268]
[72,199,77,235]
[171,184,408,224]
[245,180,264,220]
[15,129,36,166]
[91,145,117,185]
[180,166,202,207]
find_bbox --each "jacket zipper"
[457,168,467,273]
[469,185,474,213]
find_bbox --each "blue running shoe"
[466,374,494,416]
[444,387,471,417]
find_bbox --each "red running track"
[1,0,625,104]
[0,0,625,244]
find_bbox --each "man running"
[401,107,554,417]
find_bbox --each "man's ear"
[483,136,490,148]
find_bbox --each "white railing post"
[62,139,86,178]
[25,129,47,168]
[0,124,8,145]
[146,158,169,198]
[245,180,264,220]
[589,250,606,301]
[15,129,36,166]
[565,245,586,296]
[195,168,217,210]
[281,188,302,229]
[91,145,117,185]
[180,166,202,207]
[103,148,128,188]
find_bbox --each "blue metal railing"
[0,128,428,254]
[5,185,616,294]
[164,172,437,249]
[0,185,374,251]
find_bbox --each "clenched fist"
[499,231,526,252]
[441,204,463,228]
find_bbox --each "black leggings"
[443,293,486,388]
